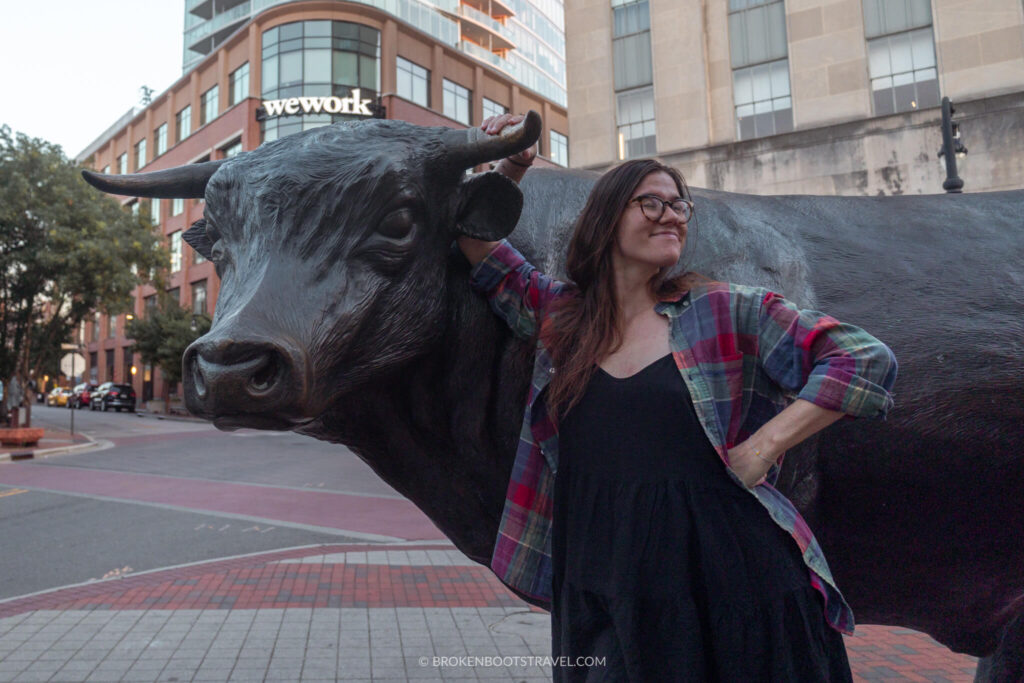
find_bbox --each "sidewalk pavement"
[0,427,95,463]
[0,542,978,683]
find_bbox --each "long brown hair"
[543,159,697,423]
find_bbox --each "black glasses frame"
[629,194,694,222]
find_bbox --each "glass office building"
[183,0,566,106]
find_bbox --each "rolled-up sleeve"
[756,290,897,418]
[469,239,567,340]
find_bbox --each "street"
[0,406,444,600]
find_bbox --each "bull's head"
[83,112,542,430]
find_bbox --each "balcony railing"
[458,40,509,71]
[184,1,252,49]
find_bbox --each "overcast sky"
[0,1,184,158]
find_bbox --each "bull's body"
[82,118,1024,679]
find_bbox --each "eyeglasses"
[629,194,693,223]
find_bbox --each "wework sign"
[257,88,375,119]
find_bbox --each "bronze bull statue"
[83,112,1024,681]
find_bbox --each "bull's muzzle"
[183,335,311,430]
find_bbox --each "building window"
[229,62,250,106]
[105,349,115,381]
[134,138,146,170]
[733,59,793,139]
[144,295,156,318]
[123,347,134,379]
[728,0,792,139]
[171,197,184,216]
[155,123,168,156]
[616,87,656,159]
[92,312,101,342]
[170,232,182,272]
[191,280,208,315]
[89,352,98,383]
[863,0,938,115]
[107,314,116,338]
[612,0,653,92]
[102,165,110,175]
[129,201,139,217]
[222,138,243,158]
[118,153,128,174]
[443,79,471,125]
[613,0,655,159]
[482,98,507,122]
[261,20,381,143]
[167,287,180,304]
[150,198,161,226]
[396,56,429,107]
[550,130,568,166]
[201,85,219,126]
[176,105,192,143]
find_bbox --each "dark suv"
[90,382,137,412]
[68,383,98,409]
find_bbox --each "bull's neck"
[305,252,531,567]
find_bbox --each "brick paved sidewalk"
[0,543,978,682]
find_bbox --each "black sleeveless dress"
[551,354,852,682]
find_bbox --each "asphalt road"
[0,406,443,600]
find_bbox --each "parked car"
[68,382,97,409]
[90,382,137,413]
[46,387,71,407]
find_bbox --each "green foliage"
[125,299,211,385]
[0,125,168,383]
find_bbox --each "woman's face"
[611,171,688,273]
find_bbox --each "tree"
[125,297,211,404]
[0,125,167,422]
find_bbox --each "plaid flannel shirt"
[469,239,897,635]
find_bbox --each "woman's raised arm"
[457,112,536,266]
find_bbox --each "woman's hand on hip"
[727,440,776,488]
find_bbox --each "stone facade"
[566,0,1024,194]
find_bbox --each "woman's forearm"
[727,399,844,487]
[745,399,844,463]
[457,236,502,266]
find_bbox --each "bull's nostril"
[249,353,280,394]
[192,355,207,399]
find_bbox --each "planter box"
[0,428,44,447]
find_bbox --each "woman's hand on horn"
[481,113,536,183]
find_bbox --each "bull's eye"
[376,208,415,240]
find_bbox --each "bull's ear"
[183,219,215,261]
[454,171,523,241]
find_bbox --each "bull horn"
[80,159,227,198]
[442,110,542,170]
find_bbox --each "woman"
[460,114,897,681]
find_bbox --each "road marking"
[0,488,28,498]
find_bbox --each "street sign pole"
[70,354,75,436]
[60,343,79,436]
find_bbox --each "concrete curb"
[0,432,102,463]
[133,410,209,424]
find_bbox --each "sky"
[0,1,185,159]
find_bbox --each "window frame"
[549,129,568,167]
[201,85,219,126]
[169,231,182,273]
[229,62,250,106]
[442,78,471,126]
[134,138,146,170]
[155,123,168,156]
[396,56,430,107]
[176,106,192,143]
